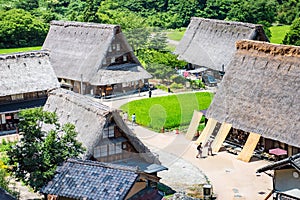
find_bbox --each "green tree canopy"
[8,108,85,192]
[283,18,300,46]
[0,9,48,48]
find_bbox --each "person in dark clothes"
[196,142,203,158]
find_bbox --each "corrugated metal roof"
[41,159,138,200]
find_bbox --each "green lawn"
[0,46,42,54]
[269,25,290,44]
[120,92,213,131]
[167,28,186,41]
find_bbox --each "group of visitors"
[122,112,136,127]
[196,140,213,158]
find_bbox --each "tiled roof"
[41,159,139,200]
[257,153,300,173]
[0,187,16,200]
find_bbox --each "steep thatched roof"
[42,21,151,85]
[175,17,269,71]
[206,40,300,148]
[44,88,160,164]
[0,51,59,96]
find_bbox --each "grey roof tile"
[41,159,138,200]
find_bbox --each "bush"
[171,75,186,84]
[170,82,184,90]
[156,84,168,91]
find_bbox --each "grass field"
[269,25,290,44]
[0,46,42,54]
[167,28,186,41]
[120,92,213,131]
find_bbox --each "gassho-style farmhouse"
[0,16,299,200]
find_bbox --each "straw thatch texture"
[44,88,159,164]
[175,17,269,71]
[42,21,151,85]
[206,40,300,148]
[0,51,59,96]
[92,63,152,85]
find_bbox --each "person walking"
[208,140,213,156]
[196,142,203,158]
[131,113,136,127]
[149,89,152,98]
[123,112,128,122]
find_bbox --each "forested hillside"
[0,0,299,48]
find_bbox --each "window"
[11,94,24,101]
[116,44,120,51]
[108,46,112,52]
[109,144,115,155]
[111,57,115,63]
[122,82,130,87]
[116,143,122,153]
[103,127,109,138]
[100,145,108,157]
[112,44,116,50]
[123,55,127,62]
[103,126,115,138]
[122,143,127,149]
[109,126,114,137]
[94,146,101,158]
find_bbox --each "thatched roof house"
[0,51,59,134]
[42,21,152,96]
[175,17,269,71]
[44,89,160,166]
[0,51,59,97]
[206,40,300,149]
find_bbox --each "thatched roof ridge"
[206,40,300,147]
[0,50,59,96]
[190,17,262,28]
[236,40,300,57]
[175,17,269,71]
[0,50,49,60]
[50,20,119,30]
[44,89,160,164]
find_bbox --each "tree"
[7,108,85,192]
[0,9,48,48]
[83,0,102,22]
[277,0,300,24]
[283,18,300,46]
[15,0,39,11]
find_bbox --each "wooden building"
[257,153,300,199]
[42,21,152,97]
[44,89,166,172]
[175,17,269,73]
[41,159,164,200]
[0,51,59,135]
[197,40,300,162]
